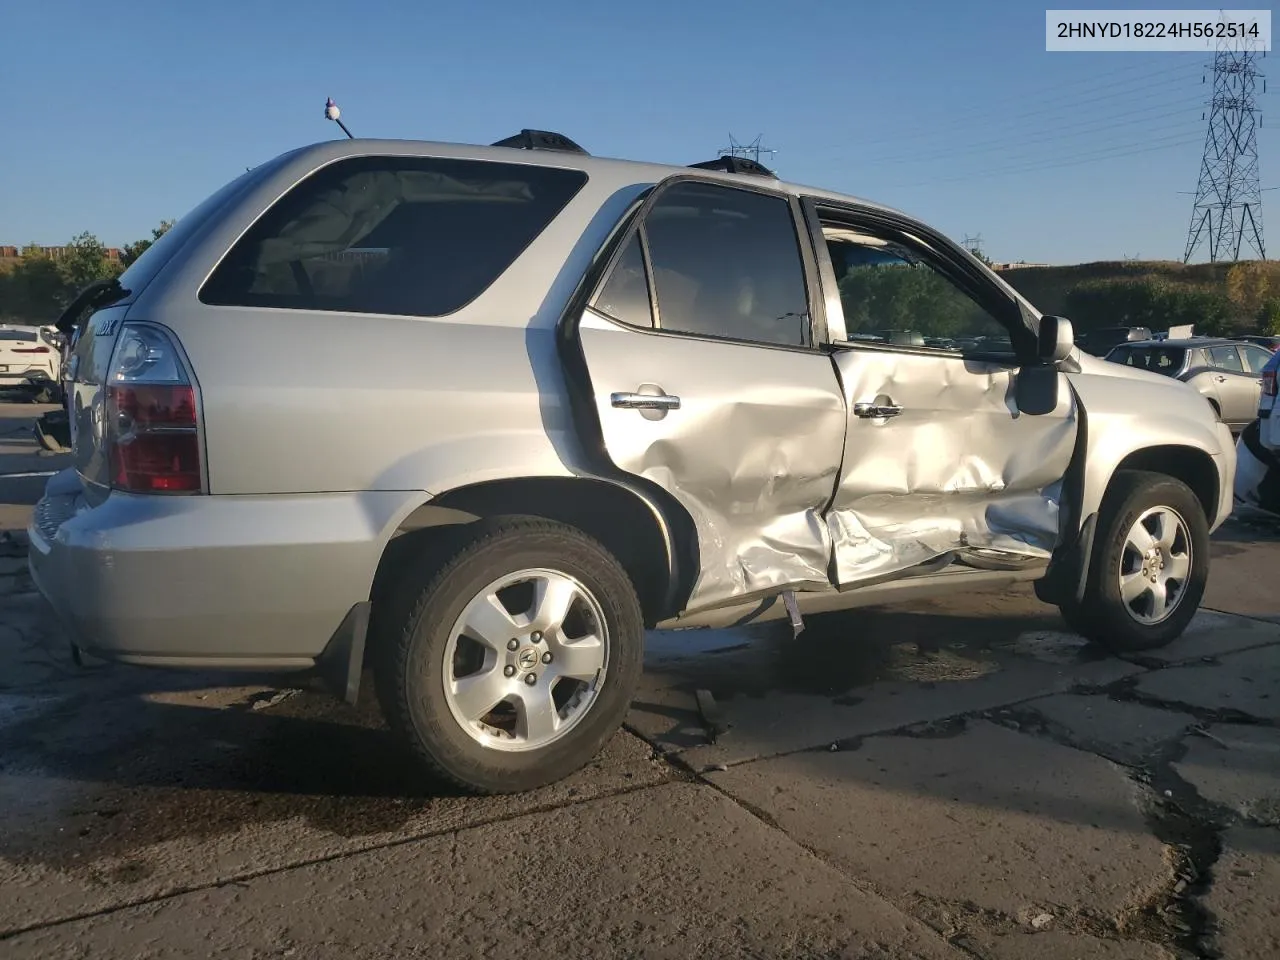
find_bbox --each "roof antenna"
[325,97,354,139]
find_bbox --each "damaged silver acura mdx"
[29,131,1236,793]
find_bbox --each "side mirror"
[1038,315,1074,364]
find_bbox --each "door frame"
[553,175,851,615]
[797,196,1040,360]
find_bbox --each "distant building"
[990,261,1051,270]
[0,245,122,261]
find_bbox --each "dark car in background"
[1077,326,1153,356]
[1240,335,1280,353]
[1104,338,1273,433]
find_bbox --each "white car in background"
[1235,350,1280,514]
[0,324,63,401]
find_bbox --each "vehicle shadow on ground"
[4,593,1278,875]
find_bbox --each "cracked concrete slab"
[1134,644,1280,722]
[707,721,1171,932]
[1206,518,1280,623]
[1196,826,1280,960]
[0,713,671,934]
[1125,609,1280,665]
[2,782,963,960]
[1174,725,1280,826]
[1026,694,1196,765]
[634,635,1143,768]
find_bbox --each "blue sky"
[1,0,1273,264]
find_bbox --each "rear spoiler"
[54,279,130,335]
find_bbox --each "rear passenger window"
[200,156,587,317]
[1242,344,1274,373]
[593,232,653,328]
[1210,345,1244,372]
[642,182,810,347]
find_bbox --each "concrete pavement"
[2,397,1279,959]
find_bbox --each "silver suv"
[29,133,1236,793]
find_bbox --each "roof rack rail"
[688,156,778,178]
[491,129,590,155]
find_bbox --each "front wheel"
[1060,470,1209,652]
[374,517,644,794]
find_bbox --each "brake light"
[1265,370,1277,398]
[12,345,50,354]
[105,324,203,494]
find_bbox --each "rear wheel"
[374,517,643,794]
[1060,470,1209,652]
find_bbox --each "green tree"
[838,263,996,338]
[8,245,68,322]
[1225,261,1272,317]
[59,231,121,292]
[121,219,175,268]
[1258,297,1280,336]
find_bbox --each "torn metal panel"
[577,310,846,610]
[827,348,1078,586]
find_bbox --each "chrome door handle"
[1214,375,1228,382]
[854,402,904,419]
[611,392,681,410]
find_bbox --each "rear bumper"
[1235,423,1280,515]
[0,369,55,387]
[27,470,418,664]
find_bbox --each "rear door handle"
[1214,375,1228,383]
[611,392,681,411]
[854,402,904,419]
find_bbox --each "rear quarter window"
[199,156,588,318]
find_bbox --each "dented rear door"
[570,179,847,612]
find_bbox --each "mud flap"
[1034,512,1097,606]
[316,602,370,705]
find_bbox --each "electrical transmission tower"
[719,134,777,168]
[962,234,985,258]
[1183,32,1267,262]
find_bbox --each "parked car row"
[0,324,64,401]
[1102,336,1275,434]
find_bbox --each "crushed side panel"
[577,311,847,610]
[827,349,1078,585]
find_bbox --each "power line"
[1184,34,1267,262]
[825,59,1203,154]
[881,130,1202,191]
[856,105,1199,169]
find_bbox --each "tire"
[374,516,644,794]
[1062,469,1210,653]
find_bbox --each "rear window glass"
[1210,344,1244,371]
[1109,346,1185,374]
[200,156,588,317]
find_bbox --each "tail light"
[11,345,50,354]
[105,324,204,493]
[1264,369,1277,398]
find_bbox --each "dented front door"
[827,347,1077,584]
[571,180,847,612]
[807,204,1079,585]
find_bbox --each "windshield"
[1107,345,1186,375]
